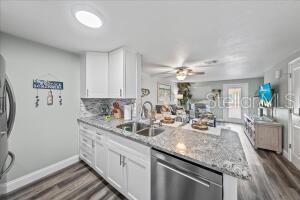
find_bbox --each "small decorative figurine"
[47,90,53,105]
[35,95,39,107]
[58,90,62,106]
[35,89,39,107]
[112,101,123,119]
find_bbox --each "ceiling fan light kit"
[176,70,187,81]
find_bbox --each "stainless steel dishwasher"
[151,149,223,200]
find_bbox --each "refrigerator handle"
[5,77,16,138]
[0,151,15,179]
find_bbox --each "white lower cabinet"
[94,134,106,176]
[107,144,125,192]
[124,154,150,200]
[78,122,150,200]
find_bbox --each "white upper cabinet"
[81,52,109,98]
[108,49,125,98]
[81,48,141,99]
[108,48,141,98]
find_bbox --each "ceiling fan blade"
[161,74,176,78]
[144,63,174,69]
[151,69,177,76]
[185,59,219,68]
[188,71,205,75]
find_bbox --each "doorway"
[288,57,300,170]
[223,83,248,123]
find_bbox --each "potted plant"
[177,82,192,108]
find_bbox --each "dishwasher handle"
[152,149,223,186]
[158,162,210,188]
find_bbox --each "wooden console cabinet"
[243,114,282,154]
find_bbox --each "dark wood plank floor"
[2,161,126,200]
[226,123,300,200]
[3,123,300,200]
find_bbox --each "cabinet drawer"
[79,123,95,133]
[80,146,94,166]
[95,128,107,142]
[80,131,94,149]
[107,132,150,160]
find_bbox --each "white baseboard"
[5,155,79,194]
[283,150,289,160]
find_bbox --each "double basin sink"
[116,122,164,137]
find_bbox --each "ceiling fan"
[151,59,218,81]
[154,66,205,81]
[175,67,205,81]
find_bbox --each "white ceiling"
[1,0,300,82]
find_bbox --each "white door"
[94,134,106,176]
[86,52,109,98]
[289,57,300,170]
[223,83,248,123]
[109,48,124,98]
[124,156,150,200]
[291,115,300,170]
[106,144,124,192]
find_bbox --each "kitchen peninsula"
[78,116,250,200]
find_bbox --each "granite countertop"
[78,116,251,180]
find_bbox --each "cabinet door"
[257,126,279,150]
[94,134,106,177]
[124,50,137,98]
[106,144,124,192]
[85,52,108,98]
[109,49,124,98]
[124,156,150,200]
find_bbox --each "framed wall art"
[157,83,171,104]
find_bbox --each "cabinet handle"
[120,89,122,97]
[120,154,122,166]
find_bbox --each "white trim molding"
[283,150,289,160]
[223,174,237,200]
[5,155,79,194]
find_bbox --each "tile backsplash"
[80,98,136,118]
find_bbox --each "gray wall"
[190,77,264,121]
[264,49,300,107]
[141,73,177,105]
[264,49,300,153]
[0,33,81,181]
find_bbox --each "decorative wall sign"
[33,73,64,107]
[33,79,63,90]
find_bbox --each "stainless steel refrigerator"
[0,55,16,195]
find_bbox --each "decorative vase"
[114,109,123,119]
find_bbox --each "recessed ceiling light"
[74,10,103,29]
